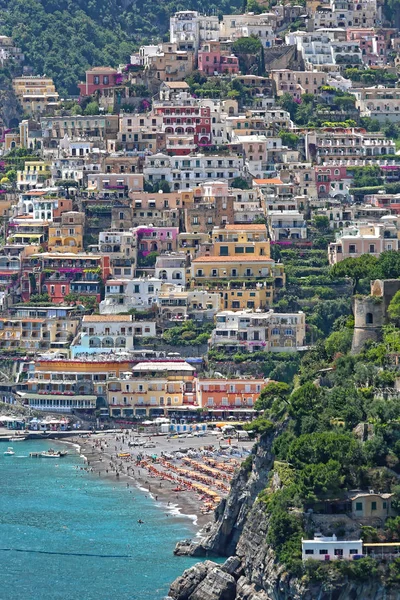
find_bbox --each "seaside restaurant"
[0,415,25,430]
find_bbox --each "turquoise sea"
[0,439,199,600]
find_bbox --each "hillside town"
[3,2,400,583]
[0,4,399,421]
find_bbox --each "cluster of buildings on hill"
[0,5,399,421]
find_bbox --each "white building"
[267,210,307,241]
[71,315,156,357]
[143,152,245,191]
[155,254,187,286]
[100,277,163,314]
[210,310,306,353]
[302,534,363,562]
[170,11,220,51]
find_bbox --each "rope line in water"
[0,548,132,558]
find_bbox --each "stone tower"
[351,279,400,354]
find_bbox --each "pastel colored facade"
[17,161,51,190]
[302,534,363,562]
[198,42,239,75]
[12,76,59,115]
[306,130,395,163]
[41,115,119,141]
[21,252,111,303]
[130,190,191,227]
[108,361,196,418]
[158,287,221,322]
[315,165,350,198]
[347,29,387,66]
[78,67,119,97]
[153,98,212,146]
[144,43,194,82]
[100,278,163,314]
[87,173,144,195]
[367,193,400,215]
[196,378,266,412]
[210,310,306,353]
[48,211,85,253]
[21,358,138,412]
[353,87,400,123]
[135,226,179,256]
[351,492,395,520]
[0,316,78,353]
[328,222,400,265]
[71,315,156,357]
[271,70,327,100]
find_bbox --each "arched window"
[366,313,374,325]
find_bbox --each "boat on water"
[40,448,61,458]
[4,447,15,456]
[9,436,26,442]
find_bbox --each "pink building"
[135,226,179,255]
[315,165,350,198]
[78,67,121,97]
[198,42,239,76]
[347,29,387,66]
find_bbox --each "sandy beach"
[68,430,254,531]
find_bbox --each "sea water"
[0,439,200,600]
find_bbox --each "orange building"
[196,378,267,416]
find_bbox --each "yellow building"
[12,76,59,115]
[190,224,285,310]
[107,361,196,418]
[17,160,51,190]
[48,212,85,253]
[0,316,78,353]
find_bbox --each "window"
[355,502,362,511]
[220,246,229,256]
[383,501,387,509]
[371,501,377,511]
[235,246,244,254]
[319,549,328,555]
[366,313,373,325]
[349,244,356,254]
[334,549,343,556]
[349,549,359,555]
[245,247,255,253]
[305,549,314,555]
[369,244,375,253]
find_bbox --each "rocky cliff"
[168,430,400,600]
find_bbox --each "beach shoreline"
[66,432,218,531]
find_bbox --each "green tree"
[84,101,100,115]
[255,381,290,411]
[279,131,300,149]
[330,255,378,293]
[388,290,400,325]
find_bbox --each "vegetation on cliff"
[0,0,242,94]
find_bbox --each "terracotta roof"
[192,256,273,262]
[253,178,284,185]
[83,315,133,322]
[223,224,267,231]
[0,318,45,323]
[164,81,189,88]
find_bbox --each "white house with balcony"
[267,210,307,241]
[99,277,163,314]
[302,534,363,562]
[70,315,156,356]
[209,310,306,353]
[155,254,187,286]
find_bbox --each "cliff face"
[169,431,400,600]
